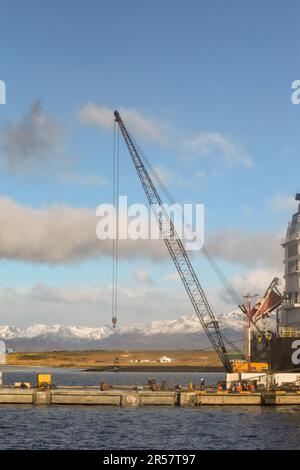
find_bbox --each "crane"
[114,110,243,372]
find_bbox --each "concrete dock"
[0,387,177,406]
[1,386,300,406]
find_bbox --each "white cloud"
[58,171,107,187]
[183,132,252,167]
[203,267,282,318]
[163,271,180,282]
[78,103,168,145]
[270,193,297,212]
[0,276,278,332]
[207,228,282,269]
[0,268,281,329]
[78,104,252,172]
[230,268,283,298]
[152,164,184,188]
[133,269,154,284]
[78,104,113,130]
[152,165,173,185]
[0,282,190,327]
[0,197,168,264]
[0,197,284,270]
[153,164,206,191]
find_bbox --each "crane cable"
[112,122,120,334]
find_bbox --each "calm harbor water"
[1,368,300,450]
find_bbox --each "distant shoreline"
[85,365,225,373]
[6,350,223,371]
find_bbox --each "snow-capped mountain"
[17,324,111,341]
[0,311,245,351]
[119,314,202,336]
[0,325,21,340]
[218,310,245,332]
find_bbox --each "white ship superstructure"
[280,194,300,336]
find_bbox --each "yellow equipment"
[37,373,52,388]
[232,362,269,372]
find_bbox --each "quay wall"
[1,387,300,406]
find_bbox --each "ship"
[251,193,300,371]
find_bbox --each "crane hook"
[112,316,117,329]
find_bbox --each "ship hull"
[252,335,300,371]
[271,337,300,371]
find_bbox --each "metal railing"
[282,299,300,306]
[284,232,300,243]
[278,326,300,337]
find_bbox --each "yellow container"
[232,362,269,372]
[37,374,51,387]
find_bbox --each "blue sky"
[0,0,299,327]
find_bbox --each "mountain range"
[0,311,245,351]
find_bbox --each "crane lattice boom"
[114,110,233,372]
